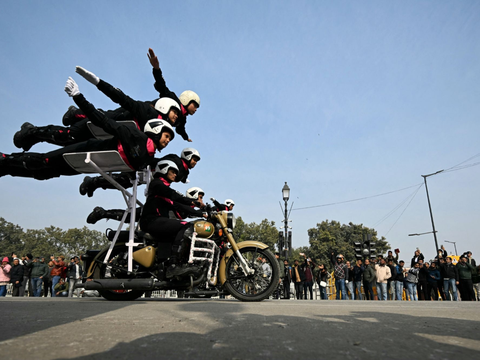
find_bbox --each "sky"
[0,1,479,262]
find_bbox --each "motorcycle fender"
[86,243,127,278]
[218,241,269,285]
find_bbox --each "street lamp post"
[421,170,443,256]
[444,240,458,256]
[282,182,290,260]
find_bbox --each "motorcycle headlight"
[227,213,236,229]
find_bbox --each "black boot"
[79,176,110,197]
[62,105,84,126]
[79,176,95,197]
[79,173,134,197]
[14,123,75,151]
[86,207,107,224]
[87,207,126,224]
[13,122,36,151]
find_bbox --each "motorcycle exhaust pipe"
[82,278,154,291]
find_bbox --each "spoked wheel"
[224,247,279,302]
[92,247,145,301]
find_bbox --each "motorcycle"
[79,203,280,302]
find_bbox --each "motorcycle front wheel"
[224,247,279,302]
[92,246,145,301]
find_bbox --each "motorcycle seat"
[87,120,137,140]
[63,151,133,173]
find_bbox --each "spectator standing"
[440,257,459,301]
[466,251,476,267]
[386,250,399,265]
[472,265,480,301]
[394,260,406,300]
[283,260,291,299]
[50,255,65,297]
[405,263,420,301]
[437,258,447,300]
[10,258,24,297]
[0,257,12,296]
[375,258,391,301]
[345,261,354,300]
[417,261,429,301]
[273,253,285,300]
[363,259,376,300]
[316,264,330,300]
[301,254,315,300]
[43,260,54,297]
[457,255,476,301]
[387,259,397,300]
[26,257,49,297]
[411,249,424,268]
[67,256,83,298]
[291,259,306,299]
[427,262,441,300]
[330,252,348,300]
[353,259,364,300]
[434,245,448,262]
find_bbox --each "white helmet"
[225,199,235,207]
[154,97,181,115]
[179,90,200,108]
[181,148,201,162]
[144,119,175,140]
[154,160,179,177]
[186,187,204,200]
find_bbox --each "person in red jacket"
[50,255,65,298]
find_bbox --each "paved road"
[0,297,479,359]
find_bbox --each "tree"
[307,220,390,270]
[0,217,108,259]
[233,217,278,249]
[0,217,25,257]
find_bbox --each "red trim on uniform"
[116,141,134,170]
[146,138,156,156]
[132,118,140,130]
[181,159,189,171]
[181,104,187,116]
[76,114,87,119]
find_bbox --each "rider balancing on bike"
[85,148,202,224]
[13,49,200,151]
[139,160,206,278]
[0,78,175,180]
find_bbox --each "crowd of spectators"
[279,246,480,301]
[0,253,84,298]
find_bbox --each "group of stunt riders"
[0,48,235,279]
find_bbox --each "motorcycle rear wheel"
[224,247,279,302]
[92,246,145,301]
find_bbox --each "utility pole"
[421,170,443,256]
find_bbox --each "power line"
[383,184,424,236]
[444,152,480,172]
[292,183,423,211]
[374,184,424,227]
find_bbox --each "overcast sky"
[1,1,479,261]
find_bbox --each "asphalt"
[0,297,479,360]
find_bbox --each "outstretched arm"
[76,66,143,116]
[65,77,123,137]
[148,49,180,102]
